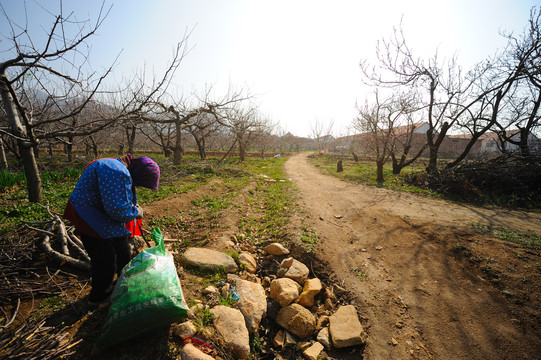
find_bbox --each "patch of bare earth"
[284,152,541,360]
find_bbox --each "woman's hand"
[135,205,144,219]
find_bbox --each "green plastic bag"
[96,228,189,350]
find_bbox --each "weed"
[351,266,367,280]
[218,294,236,307]
[225,251,239,262]
[184,265,227,282]
[496,228,540,249]
[33,296,67,319]
[451,243,473,256]
[193,306,214,331]
[299,226,319,252]
[250,334,265,355]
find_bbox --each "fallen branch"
[40,220,90,272]
[0,298,20,331]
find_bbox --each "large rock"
[296,278,322,307]
[329,305,367,348]
[265,243,290,256]
[270,278,302,306]
[276,303,316,339]
[228,275,267,333]
[238,252,257,273]
[181,343,215,360]
[210,306,250,359]
[180,248,238,273]
[277,257,309,285]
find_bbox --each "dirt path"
[284,153,541,360]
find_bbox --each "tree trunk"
[194,136,206,160]
[0,138,8,170]
[376,159,384,187]
[173,121,183,165]
[426,144,439,174]
[239,141,246,162]
[67,136,74,162]
[0,74,42,202]
[126,125,136,154]
[351,152,359,162]
[337,160,343,172]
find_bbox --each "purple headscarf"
[128,155,160,189]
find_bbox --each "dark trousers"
[80,234,131,302]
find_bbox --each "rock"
[278,257,309,285]
[317,315,329,330]
[284,330,297,346]
[272,329,297,348]
[276,303,316,339]
[181,343,215,360]
[210,306,250,359]
[391,337,398,346]
[173,321,197,338]
[180,248,238,273]
[238,252,257,273]
[329,305,367,348]
[217,234,236,249]
[303,342,324,360]
[376,246,383,251]
[324,298,334,310]
[317,327,331,349]
[273,329,286,348]
[296,278,322,307]
[265,243,290,256]
[228,276,267,333]
[324,287,337,302]
[270,278,302,306]
[202,285,218,296]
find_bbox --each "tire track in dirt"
[285,152,541,360]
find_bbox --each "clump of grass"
[192,306,214,331]
[351,266,367,280]
[470,223,541,249]
[497,228,540,249]
[299,225,319,252]
[451,243,473,257]
[0,169,25,189]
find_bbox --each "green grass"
[0,169,26,188]
[238,157,296,243]
[308,155,434,194]
[470,222,541,249]
[299,224,319,252]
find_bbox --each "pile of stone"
[176,242,367,360]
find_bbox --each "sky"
[0,0,538,137]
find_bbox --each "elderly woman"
[63,154,160,307]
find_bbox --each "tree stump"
[337,160,343,172]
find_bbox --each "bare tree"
[361,23,481,174]
[216,102,267,162]
[353,91,408,185]
[310,119,334,154]
[492,8,541,157]
[186,112,221,160]
[0,3,115,201]
[0,3,190,201]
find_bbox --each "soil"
[3,152,540,360]
[284,152,541,360]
